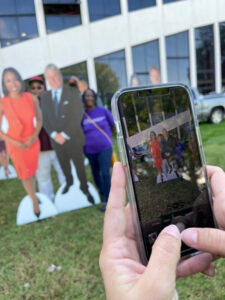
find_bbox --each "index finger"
[206,166,225,197]
[206,165,225,228]
[103,162,127,243]
[182,227,225,257]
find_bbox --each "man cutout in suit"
[41,64,94,204]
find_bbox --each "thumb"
[182,227,225,256]
[141,225,181,298]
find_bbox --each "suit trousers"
[36,150,66,201]
[53,139,88,194]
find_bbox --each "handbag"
[84,111,118,166]
[111,150,118,167]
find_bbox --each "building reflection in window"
[61,61,88,93]
[163,0,183,3]
[128,0,156,12]
[88,0,121,22]
[195,25,215,94]
[166,31,190,85]
[43,0,81,34]
[0,0,38,47]
[132,40,160,85]
[220,22,225,91]
[95,50,127,107]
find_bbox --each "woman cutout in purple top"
[81,89,115,211]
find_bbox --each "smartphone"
[111,84,216,265]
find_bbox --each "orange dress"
[148,140,162,169]
[1,92,40,179]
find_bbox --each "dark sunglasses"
[30,85,43,90]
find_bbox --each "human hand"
[25,135,36,147]
[99,163,214,300]
[54,133,66,145]
[182,166,225,256]
[12,140,27,149]
[69,76,79,87]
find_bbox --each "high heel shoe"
[35,211,40,218]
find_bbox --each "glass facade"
[220,22,225,90]
[166,31,190,85]
[128,0,156,12]
[163,0,183,3]
[61,61,88,93]
[43,0,81,34]
[132,40,160,85]
[95,50,127,107]
[0,0,38,47]
[88,0,121,22]
[195,25,215,94]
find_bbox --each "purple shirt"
[81,106,114,154]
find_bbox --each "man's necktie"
[54,91,59,116]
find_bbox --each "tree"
[95,62,119,107]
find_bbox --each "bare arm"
[24,94,42,147]
[32,94,42,139]
[0,101,26,148]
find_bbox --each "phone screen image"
[117,85,215,259]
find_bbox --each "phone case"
[111,83,216,265]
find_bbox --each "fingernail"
[162,225,180,239]
[181,229,198,246]
[205,265,215,276]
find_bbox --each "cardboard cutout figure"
[54,162,100,213]
[28,76,66,201]
[0,119,17,180]
[0,68,42,220]
[41,64,96,206]
[17,193,58,225]
[149,67,161,85]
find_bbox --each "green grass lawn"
[0,122,225,299]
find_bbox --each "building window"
[163,0,183,3]
[88,0,121,22]
[61,61,88,93]
[220,22,225,91]
[195,25,215,94]
[95,50,127,107]
[132,40,160,86]
[61,62,88,93]
[43,0,81,34]
[0,0,38,48]
[128,0,156,12]
[166,31,190,85]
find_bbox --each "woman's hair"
[2,67,25,96]
[150,131,157,140]
[82,88,97,106]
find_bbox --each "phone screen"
[117,85,215,259]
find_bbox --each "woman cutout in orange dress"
[0,67,42,218]
[148,131,163,182]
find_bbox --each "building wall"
[0,0,225,96]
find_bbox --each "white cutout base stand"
[54,182,100,213]
[54,161,100,214]
[17,193,58,226]
[0,165,17,180]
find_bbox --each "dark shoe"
[86,193,95,205]
[99,203,106,213]
[62,184,72,194]
[35,210,40,218]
